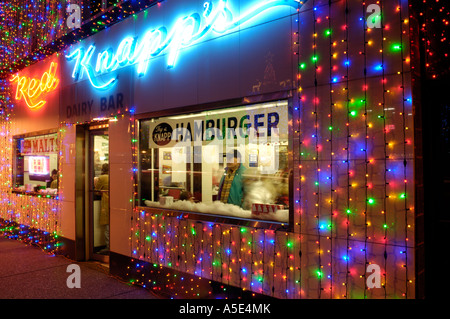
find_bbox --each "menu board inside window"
[139,101,291,224]
[13,132,59,195]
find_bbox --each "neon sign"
[28,156,50,176]
[65,0,301,90]
[10,62,60,110]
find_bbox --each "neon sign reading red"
[10,62,59,110]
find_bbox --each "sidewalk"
[0,237,163,299]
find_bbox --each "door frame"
[74,121,109,262]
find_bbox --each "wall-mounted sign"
[21,134,58,155]
[148,101,288,149]
[65,0,302,90]
[10,62,59,110]
[152,122,173,146]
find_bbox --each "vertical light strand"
[0,1,15,228]
[380,0,388,299]
[219,224,224,286]
[199,221,204,278]
[130,107,137,260]
[294,0,303,299]
[0,75,12,223]
[260,228,266,296]
[311,0,323,299]
[238,226,243,293]
[227,226,232,296]
[327,0,334,298]
[210,223,215,282]
[397,0,409,299]
[270,230,276,297]
[250,229,255,295]
[284,231,288,298]
[344,0,350,299]
[362,0,369,300]
[55,122,68,253]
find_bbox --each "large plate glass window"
[138,101,290,223]
[13,132,59,196]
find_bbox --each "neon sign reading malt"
[10,62,60,110]
[65,0,303,90]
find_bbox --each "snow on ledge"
[144,200,289,223]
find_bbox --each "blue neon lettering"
[66,44,117,89]
[66,0,302,89]
[95,48,115,73]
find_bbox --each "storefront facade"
[1,0,419,299]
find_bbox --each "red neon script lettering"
[10,62,59,110]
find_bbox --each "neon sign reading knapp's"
[66,0,302,90]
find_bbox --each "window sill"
[136,204,291,231]
[12,189,59,199]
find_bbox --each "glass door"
[88,124,109,262]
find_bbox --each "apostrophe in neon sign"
[65,0,302,90]
[10,62,60,110]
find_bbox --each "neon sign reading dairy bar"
[65,0,301,90]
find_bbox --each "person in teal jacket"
[217,150,246,207]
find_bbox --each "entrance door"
[88,124,109,263]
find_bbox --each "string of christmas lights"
[120,0,416,299]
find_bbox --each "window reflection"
[139,101,290,223]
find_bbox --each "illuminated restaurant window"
[12,132,59,196]
[138,101,291,223]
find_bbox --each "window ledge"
[136,205,291,231]
[12,189,59,199]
